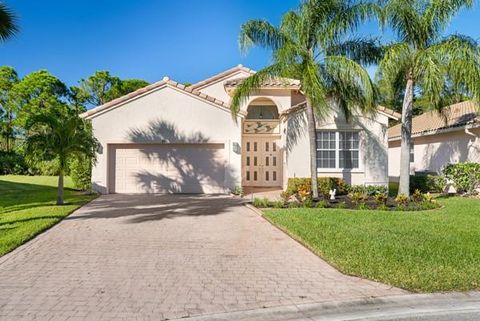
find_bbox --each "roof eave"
[388,122,480,142]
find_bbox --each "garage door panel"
[111,144,225,194]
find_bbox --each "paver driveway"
[0,195,405,320]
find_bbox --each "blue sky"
[1,0,480,87]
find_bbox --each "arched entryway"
[242,98,283,188]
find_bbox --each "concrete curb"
[170,291,480,321]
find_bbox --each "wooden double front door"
[242,136,282,187]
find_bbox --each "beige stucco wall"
[89,85,242,193]
[195,70,252,103]
[285,107,390,186]
[388,127,480,178]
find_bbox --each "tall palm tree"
[0,2,19,42]
[231,0,381,198]
[25,111,98,205]
[377,0,480,195]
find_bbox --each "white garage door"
[110,144,226,194]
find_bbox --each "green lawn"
[0,175,96,257]
[264,197,480,293]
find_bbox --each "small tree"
[25,111,97,205]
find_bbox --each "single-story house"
[388,101,480,179]
[81,65,400,194]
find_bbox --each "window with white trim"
[316,130,360,169]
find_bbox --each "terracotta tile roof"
[279,101,401,120]
[188,64,255,90]
[377,105,402,120]
[224,77,301,89]
[388,100,480,140]
[80,77,232,119]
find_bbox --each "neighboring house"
[81,65,399,194]
[388,101,480,179]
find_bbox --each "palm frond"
[324,55,377,119]
[382,0,425,48]
[320,1,381,43]
[0,3,19,42]
[239,20,286,54]
[325,37,383,65]
[301,58,329,119]
[422,0,474,43]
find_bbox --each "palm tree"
[377,0,480,195]
[25,111,98,205]
[0,2,19,42]
[231,0,381,198]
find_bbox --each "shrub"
[358,203,370,210]
[410,174,446,193]
[272,201,285,209]
[288,201,300,208]
[298,184,311,201]
[411,189,424,203]
[302,198,314,208]
[336,201,347,209]
[286,177,348,198]
[253,197,270,207]
[349,191,367,206]
[232,186,243,196]
[280,191,290,203]
[395,194,409,207]
[425,175,446,193]
[0,151,28,175]
[347,184,387,196]
[419,201,439,210]
[316,200,328,208]
[442,162,480,195]
[377,204,389,211]
[70,155,92,191]
[374,193,388,206]
[423,192,435,203]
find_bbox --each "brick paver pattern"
[0,195,406,320]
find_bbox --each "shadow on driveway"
[66,194,245,224]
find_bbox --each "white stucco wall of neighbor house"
[88,85,242,194]
[388,128,480,178]
[285,107,390,186]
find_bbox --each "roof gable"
[80,77,234,120]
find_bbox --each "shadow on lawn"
[0,215,63,228]
[0,179,82,212]
[66,194,244,224]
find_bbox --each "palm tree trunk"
[305,97,319,199]
[399,76,414,196]
[57,169,64,205]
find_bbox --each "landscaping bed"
[252,177,441,211]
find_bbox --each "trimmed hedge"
[347,184,388,196]
[410,174,445,193]
[287,177,348,198]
